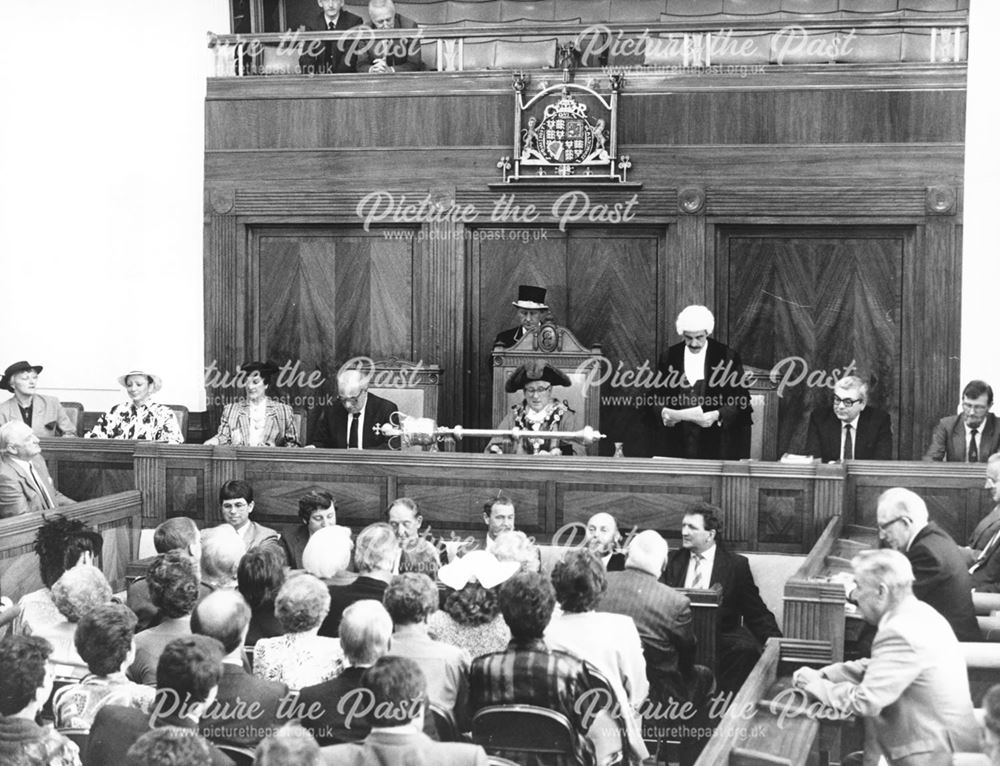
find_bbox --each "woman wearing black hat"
[0,361,76,437]
[205,361,298,447]
[486,360,585,456]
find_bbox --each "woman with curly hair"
[427,551,518,658]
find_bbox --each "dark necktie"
[970,428,979,463]
[843,424,854,461]
[327,20,336,30]
[348,414,359,449]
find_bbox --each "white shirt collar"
[8,455,33,472]
[683,345,706,385]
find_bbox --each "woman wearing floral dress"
[86,369,183,443]
[486,360,585,456]
[204,361,298,447]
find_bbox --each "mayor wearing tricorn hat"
[486,360,585,456]
[0,360,77,437]
[493,285,550,349]
[204,361,298,447]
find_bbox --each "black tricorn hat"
[505,360,571,393]
[1,360,43,392]
[512,285,548,310]
[241,361,280,380]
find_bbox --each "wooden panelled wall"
[204,66,965,459]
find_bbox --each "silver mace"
[375,416,605,449]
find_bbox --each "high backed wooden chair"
[60,402,85,437]
[366,359,442,451]
[166,405,190,443]
[491,325,602,455]
[744,365,779,461]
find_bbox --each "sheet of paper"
[663,406,704,423]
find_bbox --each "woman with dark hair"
[86,369,183,443]
[547,548,649,764]
[427,551,517,658]
[238,547,286,645]
[281,489,338,569]
[205,361,298,447]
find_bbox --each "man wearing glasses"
[923,379,1000,462]
[805,375,893,462]
[310,368,397,449]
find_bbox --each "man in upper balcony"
[493,285,549,350]
[360,0,424,73]
[923,379,1000,462]
[806,375,893,462]
[298,0,364,74]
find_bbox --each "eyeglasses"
[833,395,862,407]
[524,385,551,395]
[338,392,367,404]
[877,516,907,532]
[963,402,989,413]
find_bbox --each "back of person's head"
[155,635,224,704]
[852,549,915,600]
[200,525,246,588]
[302,525,353,579]
[491,530,540,573]
[362,656,426,727]
[75,602,137,676]
[551,548,606,613]
[624,529,670,576]
[298,490,335,525]
[443,581,500,626]
[275,573,330,634]
[52,564,112,622]
[0,635,52,716]
[33,515,103,589]
[126,726,212,766]
[877,487,929,526]
[191,590,252,655]
[238,546,286,609]
[383,573,437,626]
[964,379,994,406]
[355,522,400,574]
[219,479,254,504]
[254,723,323,766]
[154,517,200,555]
[148,550,200,618]
[398,537,440,578]
[339,600,393,665]
[499,571,555,641]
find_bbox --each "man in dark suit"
[923,379,1000,462]
[584,512,625,571]
[805,375,893,462]
[192,590,289,748]
[359,0,424,73]
[876,487,981,641]
[655,305,752,460]
[968,456,1000,587]
[297,0,364,74]
[493,285,549,350]
[87,635,235,766]
[321,656,487,765]
[309,368,397,449]
[0,421,74,518]
[662,502,781,694]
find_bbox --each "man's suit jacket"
[805,406,893,462]
[968,504,1000,552]
[492,326,523,349]
[663,545,781,644]
[0,454,73,518]
[923,412,1000,462]
[319,575,388,637]
[297,10,364,73]
[358,14,424,72]
[0,394,76,437]
[655,338,753,460]
[199,663,289,747]
[86,706,234,766]
[906,522,981,641]
[309,393,397,450]
[808,596,979,765]
[322,730,487,766]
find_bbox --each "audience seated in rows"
[0,421,74,518]
[86,369,183,444]
[253,573,344,690]
[39,565,113,678]
[0,360,76,438]
[200,525,246,591]
[430,551,516,658]
[320,522,398,636]
[237,547,285,646]
[281,489,338,569]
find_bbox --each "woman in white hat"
[85,370,183,443]
[486,359,585,456]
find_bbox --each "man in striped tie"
[0,421,74,518]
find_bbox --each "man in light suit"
[923,379,1000,462]
[805,375,893,462]
[662,502,781,694]
[322,656,487,765]
[310,368,397,450]
[0,421,74,518]
[876,487,981,641]
[793,549,979,766]
[217,479,281,552]
[0,360,77,437]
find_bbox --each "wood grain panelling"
[722,228,904,458]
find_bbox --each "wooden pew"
[679,586,720,673]
[0,490,142,599]
[41,437,137,504]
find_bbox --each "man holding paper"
[655,305,752,460]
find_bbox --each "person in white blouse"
[86,369,183,443]
[205,361,298,447]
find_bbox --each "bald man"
[191,590,289,748]
[309,369,398,449]
[0,421,74,517]
[584,512,625,571]
[599,530,712,707]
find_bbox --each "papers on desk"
[780,453,819,464]
[662,406,704,422]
